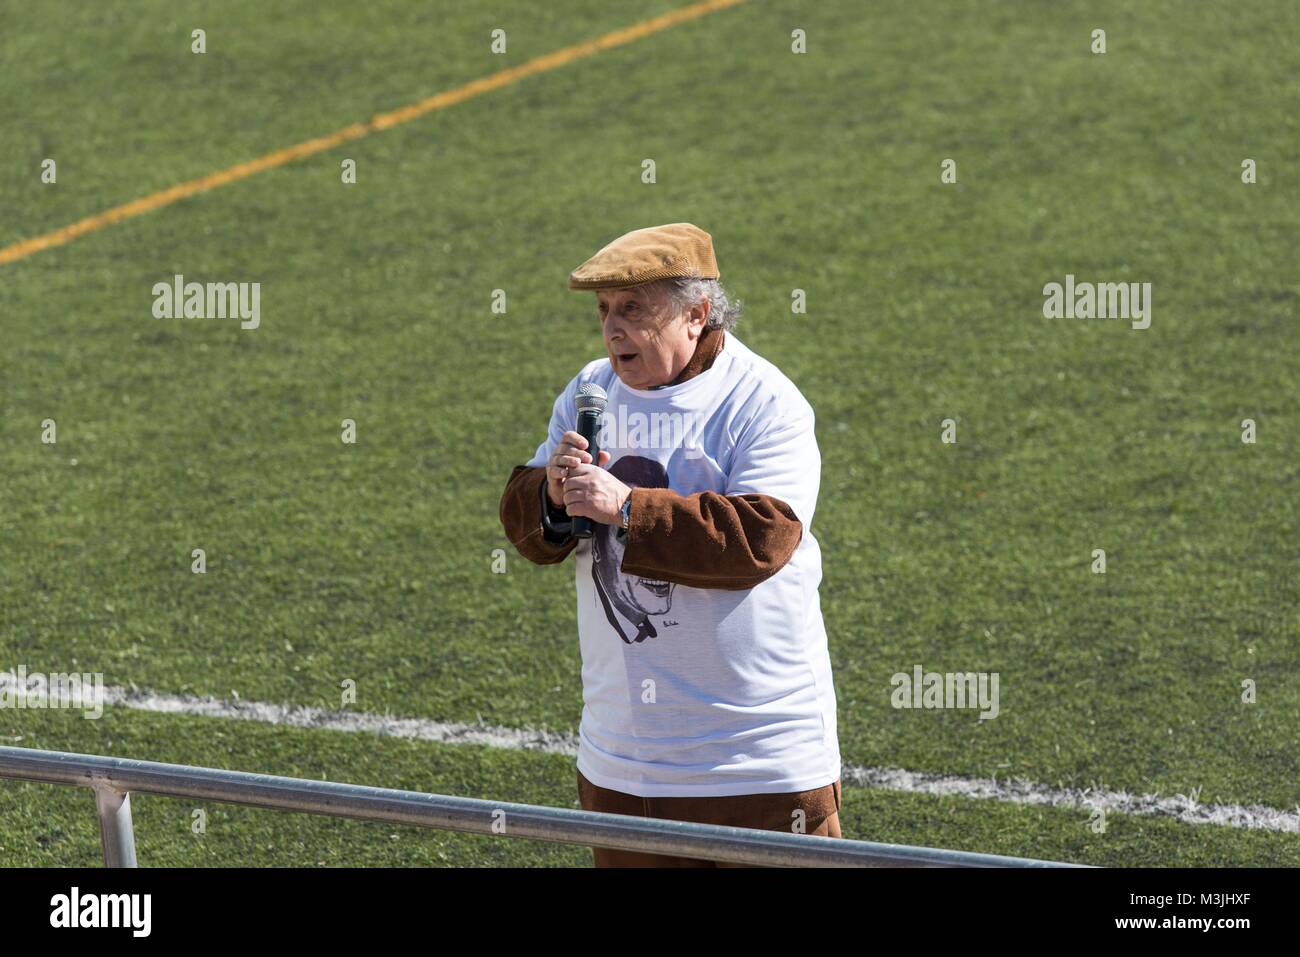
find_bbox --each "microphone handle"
[571,409,603,538]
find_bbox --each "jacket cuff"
[499,464,578,564]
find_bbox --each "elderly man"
[499,223,841,867]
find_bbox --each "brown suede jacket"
[498,326,803,590]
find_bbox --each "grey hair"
[626,275,743,332]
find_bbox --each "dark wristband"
[539,475,574,544]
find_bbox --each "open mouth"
[638,579,670,598]
[617,353,638,364]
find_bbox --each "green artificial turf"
[2,0,1297,866]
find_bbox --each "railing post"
[94,786,138,868]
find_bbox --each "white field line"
[842,766,1300,835]
[3,678,1298,834]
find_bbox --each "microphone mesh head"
[574,382,608,414]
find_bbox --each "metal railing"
[0,746,1087,868]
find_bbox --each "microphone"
[571,383,608,539]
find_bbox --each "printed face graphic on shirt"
[591,455,676,644]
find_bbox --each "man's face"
[597,285,695,390]
[595,524,674,618]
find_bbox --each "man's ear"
[690,297,711,337]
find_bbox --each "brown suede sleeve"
[499,465,579,564]
[621,488,802,590]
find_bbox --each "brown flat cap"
[567,222,719,290]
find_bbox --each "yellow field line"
[0,0,746,267]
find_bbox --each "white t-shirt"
[527,333,840,797]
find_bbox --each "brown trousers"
[577,768,842,867]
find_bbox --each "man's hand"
[546,431,609,509]
[547,431,630,525]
